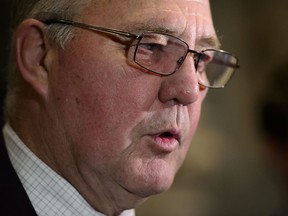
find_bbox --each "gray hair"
[4,0,91,120]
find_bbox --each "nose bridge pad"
[177,56,185,65]
[176,52,195,72]
[174,55,185,73]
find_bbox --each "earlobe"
[15,19,51,99]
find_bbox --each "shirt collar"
[3,124,135,216]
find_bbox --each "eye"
[137,33,169,53]
[138,42,164,53]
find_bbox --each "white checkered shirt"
[3,124,135,216]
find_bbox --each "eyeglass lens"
[131,32,238,88]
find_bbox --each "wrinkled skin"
[14,0,218,215]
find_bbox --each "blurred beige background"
[1,1,288,215]
[137,0,288,215]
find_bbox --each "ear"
[15,19,52,99]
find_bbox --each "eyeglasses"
[43,19,240,88]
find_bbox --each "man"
[0,0,239,215]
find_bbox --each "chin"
[142,177,174,197]
[127,177,175,198]
[122,160,177,198]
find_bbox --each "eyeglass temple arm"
[43,19,139,39]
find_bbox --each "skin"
[12,0,218,215]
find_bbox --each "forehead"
[82,0,216,44]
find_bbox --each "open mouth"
[158,130,180,141]
[159,132,174,138]
[153,131,179,152]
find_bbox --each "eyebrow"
[123,21,221,49]
[123,22,175,35]
[197,36,221,49]
[131,26,221,50]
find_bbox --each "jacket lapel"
[0,131,37,215]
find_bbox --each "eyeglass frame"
[42,19,240,88]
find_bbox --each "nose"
[158,55,205,105]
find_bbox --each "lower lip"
[152,136,179,153]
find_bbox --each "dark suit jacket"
[0,131,37,216]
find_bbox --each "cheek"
[50,46,160,160]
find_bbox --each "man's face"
[46,0,216,203]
